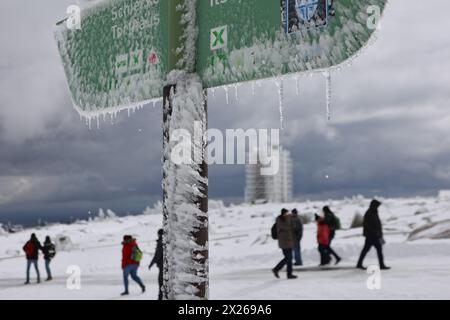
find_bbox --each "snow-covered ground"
[1,195,450,300]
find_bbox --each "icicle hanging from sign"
[295,76,300,96]
[224,86,230,105]
[275,79,285,130]
[323,71,332,121]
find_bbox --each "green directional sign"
[56,0,386,113]
[198,0,387,88]
[54,0,169,115]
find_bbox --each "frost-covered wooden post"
[162,0,209,300]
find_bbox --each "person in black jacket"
[356,200,391,270]
[149,229,164,300]
[291,209,303,266]
[23,233,43,284]
[42,236,56,281]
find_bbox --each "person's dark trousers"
[357,237,385,267]
[318,245,330,265]
[326,246,340,260]
[158,267,163,300]
[293,242,303,265]
[45,259,52,279]
[26,259,40,283]
[274,249,293,276]
[327,232,341,260]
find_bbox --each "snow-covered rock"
[408,220,450,241]
[0,224,7,236]
[209,200,225,211]
[350,212,364,229]
[96,208,117,220]
[439,190,450,200]
[106,209,117,219]
[55,234,75,252]
[143,202,163,215]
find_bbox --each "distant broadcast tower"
[245,146,293,204]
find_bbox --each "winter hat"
[158,229,164,237]
[281,208,289,215]
[292,209,298,215]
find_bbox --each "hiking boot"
[272,269,280,279]
[380,266,391,270]
[37,279,41,284]
[46,277,53,282]
[335,257,342,265]
[120,291,129,296]
[287,274,298,280]
[24,281,30,285]
[356,265,367,270]
[141,285,146,293]
[294,262,303,266]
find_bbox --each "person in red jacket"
[23,233,43,284]
[121,235,145,296]
[315,214,331,266]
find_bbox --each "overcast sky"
[1,0,450,224]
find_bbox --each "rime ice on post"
[162,73,208,300]
[162,0,209,300]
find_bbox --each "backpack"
[47,244,56,259]
[24,241,35,257]
[333,215,342,231]
[131,246,143,262]
[271,222,278,240]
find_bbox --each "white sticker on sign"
[115,53,128,75]
[210,25,228,51]
[129,50,143,71]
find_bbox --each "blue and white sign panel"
[283,0,332,33]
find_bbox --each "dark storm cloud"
[1,0,450,223]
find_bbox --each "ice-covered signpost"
[55,0,387,300]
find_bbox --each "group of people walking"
[22,230,164,299]
[21,199,390,296]
[22,234,56,284]
[272,199,390,279]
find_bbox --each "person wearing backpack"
[323,206,342,265]
[121,235,146,296]
[23,233,43,284]
[291,209,304,266]
[42,236,56,281]
[272,209,297,279]
[315,214,332,266]
[149,229,164,300]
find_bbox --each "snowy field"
[1,195,450,300]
